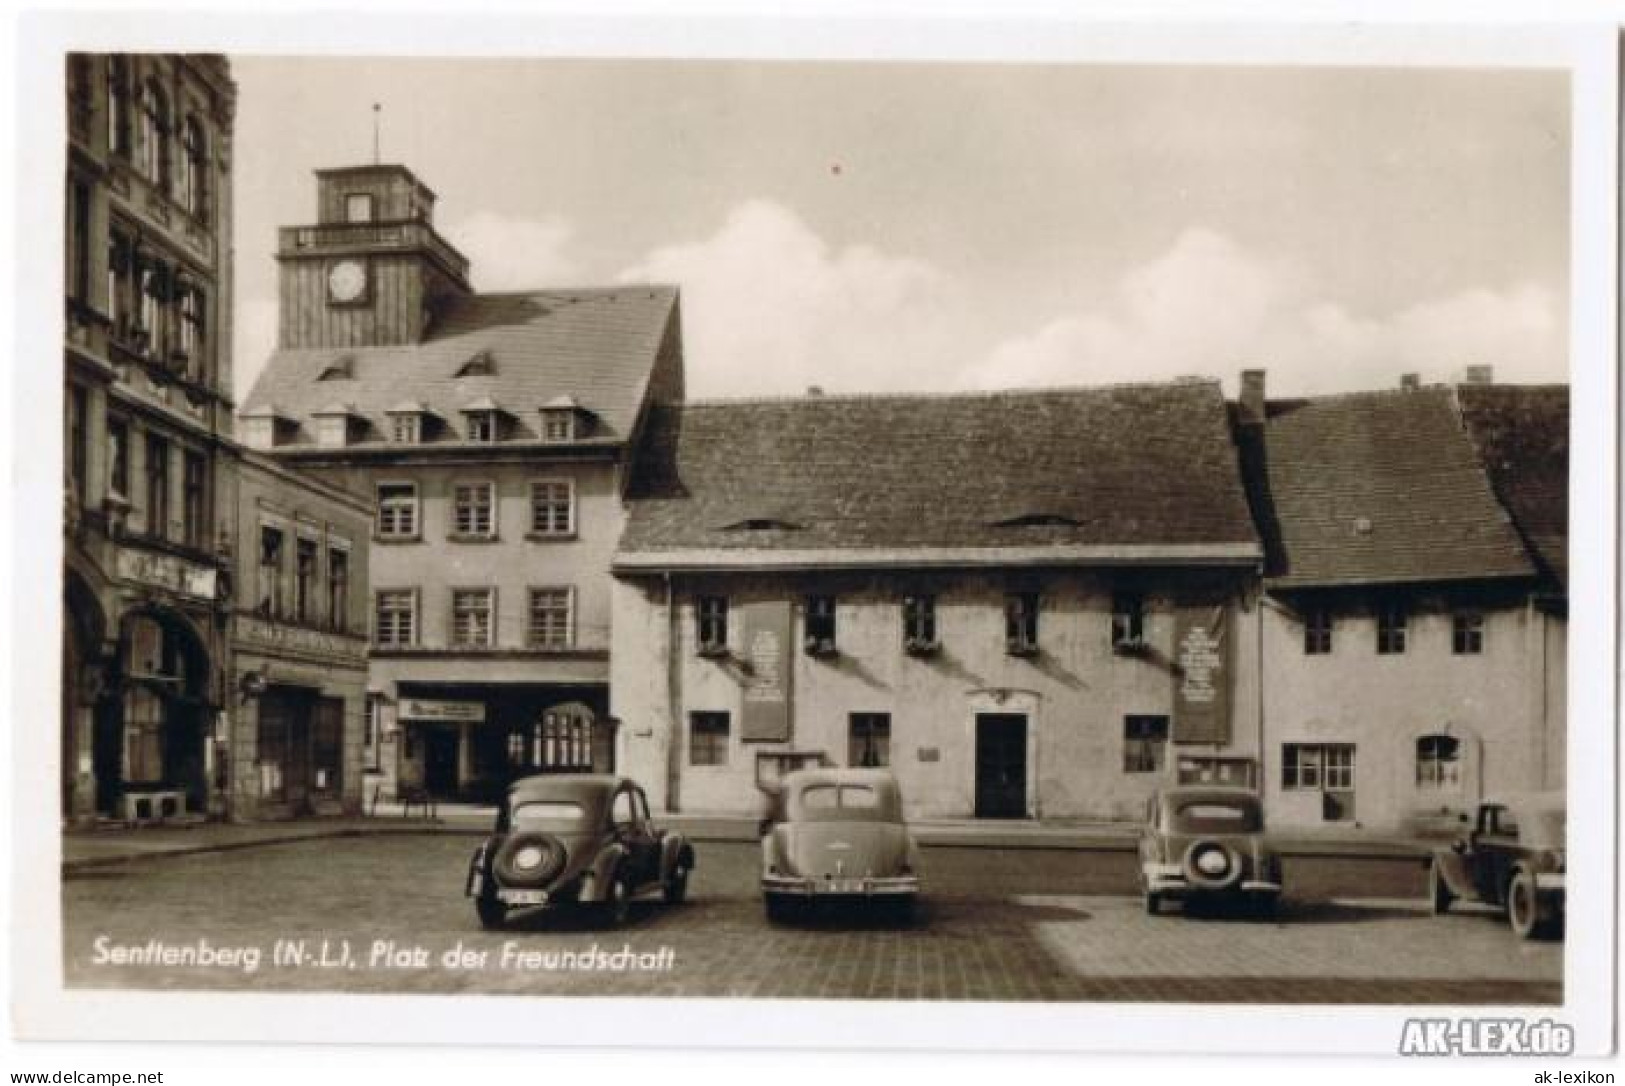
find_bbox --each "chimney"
[1399,373,1420,391]
[1464,364,1494,386]
[1238,369,1266,426]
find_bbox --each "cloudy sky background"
[230,58,1569,401]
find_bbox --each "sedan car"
[760,768,921,922]
[1139,786,1282,915]
[1429,792,1565,939]
[465,774,694,930]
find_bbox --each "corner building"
[1237,372,1568,833]
[242,163,685,803]
[61,54,238,824]
[612,382,1266,819]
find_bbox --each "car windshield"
[792,783,898,822]
[511,800,588,828]
[1171,800,1261,834]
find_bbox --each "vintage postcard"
[10,9,1619,1060]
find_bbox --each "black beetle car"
[465,774,695,930]
[1429,792,1565,940]
[1138,786,1283,916]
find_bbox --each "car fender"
[1433,847,1477,900]
[659,832,693,880]
[579,842,629,903]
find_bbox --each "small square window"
[1377,604,1408,655]
[467,412,498,443]
[1304,609,1333,655]
[1123,715,1169,774]
[849,713,891,768]
[697,596,729,654]
[391,414,421,445]
[1111,591,1146,651]
[689,712,730,766]
[1005,592,1039,654]
[345,193,375,223]
[1452,612,1484,655]
[540,409,575,443]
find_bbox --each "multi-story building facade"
[1237,370,1568,833]
[225,451,371,819]
[611,382,1267,820]
[241,163,685,803]
[61,53,238,824]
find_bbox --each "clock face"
[327,260,367,303]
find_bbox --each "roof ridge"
[460,284,679,301]
[674,378,1222,410]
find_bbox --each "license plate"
[825,879,864,894]
[501,889,548,906]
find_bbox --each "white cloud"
[445,212,580,292]
[968,227,1565,396]
[617,199,956,398]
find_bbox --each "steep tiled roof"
[617,381,1262,568]
[241,287,677,448]
[1457,384,1569,588]
[1253,386,1537,588]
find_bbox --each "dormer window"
[540,408,575,444]
[992,512,1083,528]
[316,355,355,381]
[391,414,421,444]
[240,405,295,450]
[456,350,496,378]
[385,401,431,445]
[345,193,375,223]
[312,404,361,449]
[538,395,592,444]
[468,412,497,442]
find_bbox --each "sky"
[229,56,1570,402]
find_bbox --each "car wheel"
[663,864,689,906]
[601,873,632,928]
[1144,891,1161,916]
[475,893,506,931]
[1507,871,1551,940]
[1428,861,1454,916]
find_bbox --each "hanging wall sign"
[1172,603,1230,744]
[740,600,793,742]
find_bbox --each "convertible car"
[465,774,694,930]
[760,768,921,922]
[1429,792,1565,940]
[1138,786,1283,915]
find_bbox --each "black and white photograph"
[8,6,1620,1071]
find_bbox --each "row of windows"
[97,410,209,548]
[257,524,352,632]
[375,480,575,541]
[377,406,581,447]
[687,710,1174,774]
[695,591,1150,657]
[1302,608,1485,656]
[106,226,210,376]
[373,586,577,650]
[101,57,212,223]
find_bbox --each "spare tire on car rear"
[492,832,567,888]
[1182,840,1241,890]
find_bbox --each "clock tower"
[275,164,471,349]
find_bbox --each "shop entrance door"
[424,727,459,795]
[975,714,1028,819]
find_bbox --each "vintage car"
[760,768,922,921]
[1138,786,1282,915]
[464,774,695,930]
[1429,792,1565,939]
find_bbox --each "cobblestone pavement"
[61,835,1561,1003]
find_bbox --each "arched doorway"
[62,569,107,821]
[97,609,212,817]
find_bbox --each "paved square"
[61,834,1561,1003]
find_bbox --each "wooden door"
[975,714,1028,819]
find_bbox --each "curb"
[62,821,1429,871]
